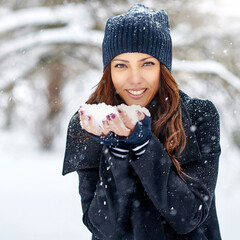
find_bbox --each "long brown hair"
[87,63,186,178]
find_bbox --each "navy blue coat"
[62,90,221,240]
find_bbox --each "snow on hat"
[102,3,172,72]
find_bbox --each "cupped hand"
[79,107,146,137]
[79,110,102,136]
[115,109,145,136]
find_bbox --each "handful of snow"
[79,102,150,128]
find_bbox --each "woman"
[63,4,221,240]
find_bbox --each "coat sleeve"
[129,99,221,235]
[76,152,136,239]
[63,113,135,239]
[62,112,102,175]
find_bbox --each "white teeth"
[127,89,146,96]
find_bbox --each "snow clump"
[79,102,150,128]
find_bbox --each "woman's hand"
[79,110,102,136]
[115,109,145,136]
[79,108,145,137]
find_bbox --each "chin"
[127,101,147,107]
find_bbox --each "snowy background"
[0,0,240,239]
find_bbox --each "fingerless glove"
[85,116,152,159]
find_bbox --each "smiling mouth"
[126,88,147,96]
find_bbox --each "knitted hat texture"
[102,4,172,72]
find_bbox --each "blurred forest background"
[0,0,240,239]
[0,0,239,149]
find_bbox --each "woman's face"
[111,52,160,107]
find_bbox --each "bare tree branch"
[173,59,240,92]
[0,25,102,60]
[0,4,90,34]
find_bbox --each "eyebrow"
[112,57,154,62]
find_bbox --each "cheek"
[111,72,118,89]
[112,78,122,92]
[149,72,160,92]
[111,73,125,92]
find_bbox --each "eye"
[114,63,126,68]
[143,61,155,66]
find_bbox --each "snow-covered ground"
[0,123,240,240]
[0,129,91,240]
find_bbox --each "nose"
[128,68,143,85]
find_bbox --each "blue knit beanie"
[102,4,172,72]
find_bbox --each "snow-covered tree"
[0,0,239,149]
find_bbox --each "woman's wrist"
[87,116,151,146]
[124,116,152,147]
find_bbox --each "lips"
[126,88,147,96]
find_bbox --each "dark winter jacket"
[62,90,221,240]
